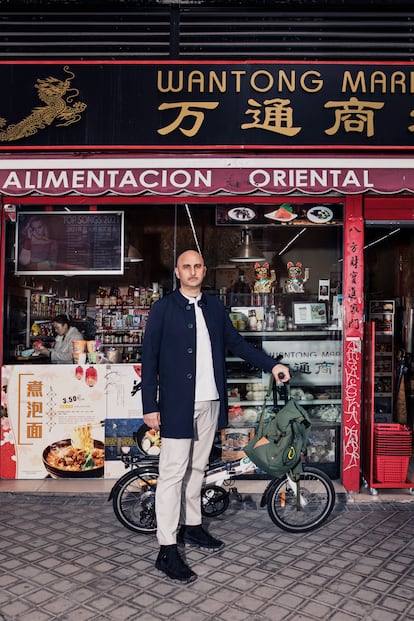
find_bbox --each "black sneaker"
[155,544,197,584]
[178,525,225,551]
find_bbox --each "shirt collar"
[182,292,202,304]
[174,288,206,308]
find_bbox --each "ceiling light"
[229,228,265,263]
[125,244,144,263]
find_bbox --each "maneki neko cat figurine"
[253,262,276,293]
[285,261,309,293]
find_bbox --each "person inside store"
[141,249,290,584]
[33,314,84,364]
[18,215,58,271]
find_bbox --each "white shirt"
[186,294,219,402]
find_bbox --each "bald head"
[176,250,204,267]
[175,250,206,296]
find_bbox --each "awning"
[2,155,414,197]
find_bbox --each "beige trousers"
[155,400,220,546]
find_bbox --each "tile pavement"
[1,491,414,621]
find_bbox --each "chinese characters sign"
[2,62,414,149]
[341,209,364,491]
[343,218,364,338]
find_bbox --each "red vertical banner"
[342,196,364,491]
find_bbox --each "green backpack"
[244,379,311,479]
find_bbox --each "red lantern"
[75,365,84,380]
[85,366,98,387]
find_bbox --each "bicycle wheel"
[201,485,230,517]
[112,466,159,534]
[266,466,335,533]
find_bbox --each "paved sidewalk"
[1,491,414,621]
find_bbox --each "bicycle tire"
[266,466,336,533]
[112,466,159,534]
[201,484,230,517]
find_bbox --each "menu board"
[15,210,124,275]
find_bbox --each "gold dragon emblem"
[0,65,87,142]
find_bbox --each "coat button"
[188,323,193,328]
[187,373,193,380]
[186,305,191,310]
[187,348,193,354]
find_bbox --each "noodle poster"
[1,363,143,479]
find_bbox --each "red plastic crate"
[374,455,410,483]
[373,424,413,458]
[374,424,411,433]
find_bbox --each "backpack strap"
[256,374,276,437]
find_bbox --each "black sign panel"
[15,211,124,275]
[216,202,343,225]
[1,62,414,149]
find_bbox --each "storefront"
[1,61,414,491]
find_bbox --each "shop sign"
[1,62,414,149]
[262,339,342,388]
[3,156,414,196]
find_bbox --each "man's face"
[175,251,206,291]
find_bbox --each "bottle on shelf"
[127,285,134,306]
[248,309,258,331]
[276,305,286,331]
[229,271,252,306]
[151,282,160,303]
[265,305,275,331]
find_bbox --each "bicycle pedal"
[229,487,243,501]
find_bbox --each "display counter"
[224,325,342,479]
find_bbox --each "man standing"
[142,249,290,584]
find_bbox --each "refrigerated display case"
[225,304,342,479]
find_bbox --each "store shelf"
[362,315,414,492]
[369,300,395,421]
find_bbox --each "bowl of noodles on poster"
[42,423,104,478]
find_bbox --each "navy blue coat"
[141,288,281,438]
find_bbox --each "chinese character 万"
[324,97,384,138]
[157,101,219,137]
[241,98,301,136]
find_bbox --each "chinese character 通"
[241,98,301,136]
